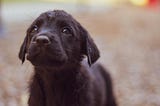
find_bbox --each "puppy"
[19,10,117,106]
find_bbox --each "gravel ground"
[0,4,160,106]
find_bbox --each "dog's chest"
[42,75,86,106]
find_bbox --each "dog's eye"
[62,27,72,34]
[31,25,38,33]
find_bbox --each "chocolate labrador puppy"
[19,10,117,106]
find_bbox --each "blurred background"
[0,0,160,106]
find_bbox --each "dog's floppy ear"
[19,35,28,64]
[79,24,100,66]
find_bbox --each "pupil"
[64,29,67,32]
[34,27,38,31]
[33,25,38,31]
[34,28,37,30]
[63,28,69,33]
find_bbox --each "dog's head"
[19,10,99,68]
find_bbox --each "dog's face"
[19,10,99,68]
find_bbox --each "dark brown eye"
[31,25,38,33]
[62,27,72,34]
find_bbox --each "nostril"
[35,36,50,45]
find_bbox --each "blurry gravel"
[0,6,160,106]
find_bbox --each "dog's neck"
[34,63,81,85]
[34,65,80,79]
[32,64,88,105]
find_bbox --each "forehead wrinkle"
[46,11,55,18]
[53,10,70,17]
[44,12,55,23]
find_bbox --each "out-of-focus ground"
[0,3,160,106]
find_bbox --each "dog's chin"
[28,57,67,68]
[27,53,68,68]
[26,45,68,68]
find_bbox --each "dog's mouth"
[26,44,68,67]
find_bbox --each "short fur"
[19,10,117,106]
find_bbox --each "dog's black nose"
[35,36,50,45]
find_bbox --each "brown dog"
[19,10,117,106]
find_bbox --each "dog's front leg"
[28,74,46,106]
